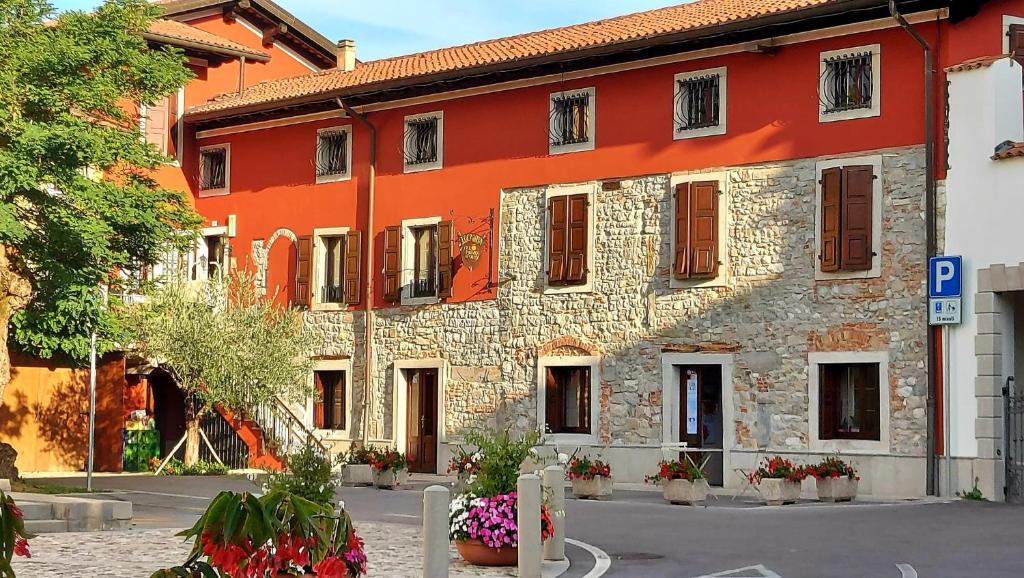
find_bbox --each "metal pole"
[86,329,97,492]
[944,325,952,496]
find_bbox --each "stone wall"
[299,146,930,486]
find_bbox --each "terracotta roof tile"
[186,0,833,117]
[993,141,1024,161]
[146,19,270,60]
[946,54,1011,73]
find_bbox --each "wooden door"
[406,368,438,473]
[679,367,703,448]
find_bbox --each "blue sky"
[50,0,683,61]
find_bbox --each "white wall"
[945,58,1024,457]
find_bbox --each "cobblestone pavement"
[11,523,517,578]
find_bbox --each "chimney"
[336,39,356,72]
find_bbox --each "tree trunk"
[0,247,33,400]
[184,414,202,467]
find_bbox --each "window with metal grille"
[199,147,227,191]
[404,116,439,166]
[320,235,345,304]
[410,225,437,298]
[821,52,873,114]
[550,92,591,147]
[544,366,591,435]
[316,129,348,178]
[675,74,720,131]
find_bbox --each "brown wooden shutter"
[344,230,362,306]
[855,364,881,441]
[674,183,690,280]
[545,368,564,434]
[294,235,313,307]
[167,93,179,160]
[437,220,454,298]
[331,374,346,430]
[819,365,838,440]
[547,196,568,285]
[313,373,325,429]
[689,181,719,279]
[840,165,874,271]
[382,226,402,302]
[144,96,169,155]
[565,193,589,284]
[819,167,842,273]
[1011,24,1024,67]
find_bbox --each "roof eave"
[144,31,272,62]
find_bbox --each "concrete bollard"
[423,485,451,578]
[517,473,542,578]
[541,465,565,561]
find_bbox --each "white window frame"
[403,111,443,173]
[400,216,442,306]
[312,226,350,311]
[813,154,883,281]
[807,351,890,454]
[818,44,882,123]
[393,358,448,474]
[542,183,596,295]
[308,359,353,440]
[198,143,231,197]
[668,171,729,289]
[192,225,228,282]
[548,87,596,155]
[673,66,728,140]
[536,355,601,445]
[315,125,353,184]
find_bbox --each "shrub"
[463,428,542,498]
[264,440,337,506]
[645,459,705,484]
[567,456,611,480]
[153,457,229,476]
[447,445,482,477]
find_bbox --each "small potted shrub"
[748,456,806,505]
[805,455,859,502]
[264,440,338,506]
[447,445,481,493]
[341,445,376,486]
[370,447,409,489]
[568,456,613,500]
[647,460,709,505]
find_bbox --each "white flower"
[557,453,569,465]
[472,451,483,462]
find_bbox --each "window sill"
[542,282,592,295]
[673,125,727,140]
[818,107,880,123]
[311,302,347,312]
[810,438,888,454]
[316,172,351,184]
[670,274,728,290]
[403,161,442,174]
[401,295,440,306]
[198,188,230,198]
[549,140,595,156]
[543,433,599,446]
[814,265,881,282]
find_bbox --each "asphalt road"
[34,474,1024,578]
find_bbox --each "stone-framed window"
[189,225,229,282]
[543,184,595,294]
[819,44,881,123]
[309,359,352,438]
[386,217,454,305]
[549,87,596,155]
[403,111,443,173]
[673,67,727,139]
[198,143,230,196]
[669,172,728,289]
[814,155,882,280]
[536,355,600,444]
[315,126,352,183]
[808,351,890,453]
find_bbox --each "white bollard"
[517,473,542,578]
[542,465,565,561]
[423,485,451,578]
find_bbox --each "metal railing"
[249,397,330,458]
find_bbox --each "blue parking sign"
[929,256,962,298]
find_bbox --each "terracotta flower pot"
[662,478,710,505]
[815,477,858,502]
[758,478,802,505]
[372,467,408,489]
[342,464,374,486]
[455,538,518,566]
[571,476,613,500]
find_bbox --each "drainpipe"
[337,97,377,446]
[890,0,938,496]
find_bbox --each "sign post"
[928,256,962,496]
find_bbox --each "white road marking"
[566,537,612,578]
[693,564,784,578]
[897,563,918,578]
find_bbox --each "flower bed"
[568,456,613,499]
[748,456,806,506]
[646,460,709,505]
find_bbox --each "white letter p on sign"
[935,261,955,292]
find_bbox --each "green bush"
[264,441,337,506]
[154,458,229,476]
[463,428,541,497]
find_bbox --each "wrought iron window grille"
[821,52,873,114]
[320,284,344,304]
[404,117,439,166]
[316,130,349,177]
[550,92,590,147]
[675,74,720,132]
[199,148,227,190]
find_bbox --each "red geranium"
[567,456,612,480]
[748,456,806,484]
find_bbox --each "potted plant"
[447,445,482,493]
[370,447,409,489]
[1,490,33,575]
[805,455,859,502]
[748,456,806,506]
[341,445,376,487]
[153,490,367,578]
[567,455,613,500]
[646,459,709,505]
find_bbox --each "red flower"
[13,538,30,558]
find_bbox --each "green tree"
[0,0,200,395]
[127,271,318,465]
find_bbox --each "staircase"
[217,398,332,470]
